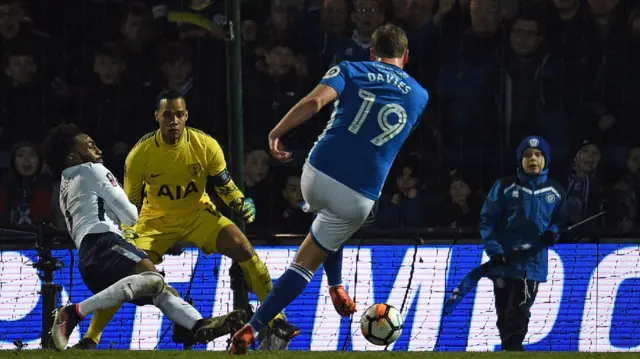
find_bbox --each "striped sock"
[249,263,314,332]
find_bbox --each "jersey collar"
[155,128,188,148]
[376,61,402,71]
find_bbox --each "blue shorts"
[78,232,150,294]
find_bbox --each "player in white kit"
[230,24,429,354]
[44,124,244,350]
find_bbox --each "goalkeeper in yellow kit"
[72,90,299,348]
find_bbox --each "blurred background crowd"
[1,0,639,240]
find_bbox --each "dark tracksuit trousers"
[492,277,539,351]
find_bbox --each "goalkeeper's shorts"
[301,162,375,252]
[133,201,234,263]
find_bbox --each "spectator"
[0,0,53,62]
[155,41,214,132]
[244,144,274,232]
[610,146,640,233]
[305,0,351,68]
[0,142,53,227]
[93,43,128,87]
[261,0,304,49]
[393,0,438,31]
[580,102,626,172]
[119,1,157,89]
[440,171,483,228]
[390,0,412,24]
[613,6,640,148]
[561,139,605,240]
[241,16,262,60]
[438,0,506,184]
[549,0,581,22]
[393,0,440,80]
[543,0,593,107]
[0,0,25,47]
[1,44,71,149]
[74,43,145,179]
[274,169,312,233]
[245,45,314,148]
[505,12,546,145]
[154,0,229,41]
[327,0,386,65]
[321,0,350,37]
[152,0,231,121]
[376,157,426,228]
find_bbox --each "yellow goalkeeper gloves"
[229,197,256,224]
[122,228,139,241]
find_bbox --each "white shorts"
[301,162,375,252]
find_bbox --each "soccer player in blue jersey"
[230,23,429,354]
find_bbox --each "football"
[360,303,404,346]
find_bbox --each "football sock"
[83,284,183,343]
[239,254,272,302]
[84,306,118,344]
[76,273,164,318]
[324,247,343,286]
[153,288,203,330]
[249,263,313,333]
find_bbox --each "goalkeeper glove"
[122,228,139,241]
[230,197,256,224]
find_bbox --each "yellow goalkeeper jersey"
[124,127,226,220]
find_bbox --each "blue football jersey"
[308,61,429,200]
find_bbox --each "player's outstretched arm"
[90,163,138,227]
[269,63,345,161]
[205,136,256,223]
[123,143,146,212]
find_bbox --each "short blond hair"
[371,23,408,58]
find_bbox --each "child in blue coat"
[480,136,565,351]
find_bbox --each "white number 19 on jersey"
[348,89,407,146]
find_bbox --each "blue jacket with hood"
[479,136,565,282]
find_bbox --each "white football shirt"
[59,162,138,248]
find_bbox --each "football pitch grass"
[0,351,638,359]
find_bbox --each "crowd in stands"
[1,0,639,241]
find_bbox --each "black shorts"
[78,232,150,294]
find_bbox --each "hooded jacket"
[479,136,565,282]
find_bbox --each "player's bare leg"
[214,224,299,344]
[230,234,327,354]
